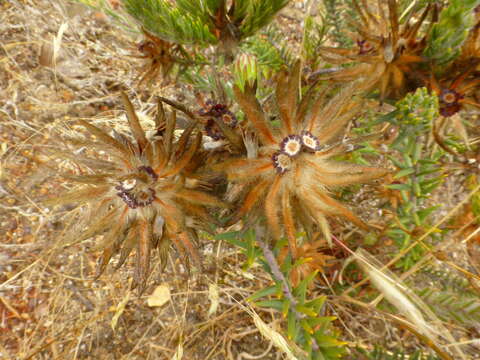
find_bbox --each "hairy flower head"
[221,62,388,255]
[317,0,436,100]
[44,94,223,292]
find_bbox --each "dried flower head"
[135,29,185,85]
[222,62,388,256]
[44,94,223,292]
[427,69,480,118]
[317,0,436,100]
[197,99,238,141]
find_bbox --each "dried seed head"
[300,131,321,152]
[272,151,292,174]
[280,135,302,157]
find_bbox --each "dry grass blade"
[164,110,176,155]
[340,295,454,360]
[154,99,167,128]
[343,183,480,295]
[42,186,110,206]
[135,219,152,293]
[353,248,467,360]
[250,311,299,360]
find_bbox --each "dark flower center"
[115,166,158,209]
[198,100,237,140]
[440,89,461,104]
[439,89,464,117]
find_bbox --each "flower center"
[272,132,321,174]
[441,90,459,104]
[300,131,320,151]
[272,151,292,174]
[280,135,302,156]
[439,89,464,117]
[115,166,158,209]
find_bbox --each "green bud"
[233,53,258,92]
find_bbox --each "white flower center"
[121,179,137,190]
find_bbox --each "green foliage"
[242,25,293,75]
[233,53,259,92]
[303,15,327,68]
[121,0,289,49]
[219,231,346,359]
[421,265,477,295]
[323,0,354,47]
[382,88,444,270]
[423,0,480,66]
[216,229,261,270]
[251,270,346,359]
[238,0,290,38]
[418,287,480,326]
[122,0,217,45]
[391,88,439,142]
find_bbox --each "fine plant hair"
[5,0,480,359]
[317,0,438,100]
[221,61,388,254]
[41,94,223,293]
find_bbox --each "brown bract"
[221,61,388,256]
[317,0,436,100]
[44,94,223,293]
